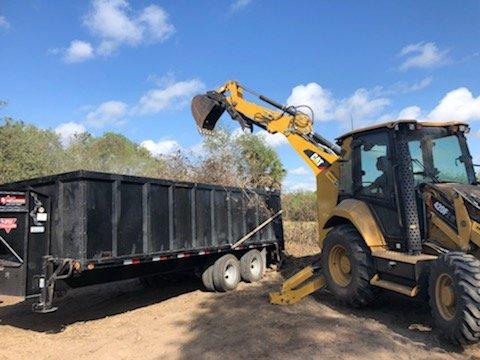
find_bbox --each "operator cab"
[337,120,475,252]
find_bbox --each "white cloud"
[287,83,334,121]
[63,40,94,63]
[389,77,432,94]
[260,132,287,147]
[429,87,480,122]
[140,139,180,156]
[334,88,390,125]
[85,100,127,128]
[84,0,175,56]
[233,128,287,148]
[134,79,204,115]
[283,180,315,192]
[0,16,10,30]
[290,166,309,176]
[230,0,253,12]
[398,106,422,120]
[398,42,450,71]
[138,5,175,42]
[55,122,87,146]
[287,83,389,127]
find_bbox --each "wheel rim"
[435,273,456,321]
[250,257,261,278]
[224,264,237,287]
[328,244,352,287]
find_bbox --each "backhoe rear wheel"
[429,252,480,344]
[321,224,377,307]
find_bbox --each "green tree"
[235,133,286,190]
[64,132,165,177]
[0,118,64,183]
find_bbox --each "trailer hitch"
[32,256,73,313]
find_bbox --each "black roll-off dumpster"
[0,170,283,312]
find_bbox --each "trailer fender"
[320,199,386,250]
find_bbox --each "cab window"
[355,132,390,198]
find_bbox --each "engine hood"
[425,183,480,210]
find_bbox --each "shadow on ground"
[0,275,201,333]
[1,253,479,359]
[176,253,477,360]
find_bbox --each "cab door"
[352,130,404,250]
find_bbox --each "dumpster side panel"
[149,184,170,252]
[86,180,113,259]
[62,181,85,259]
[229,191,245,243]
[195,188,211,248]
[173,187,192,251]
[213,191,229,246]
[118,182,143,256]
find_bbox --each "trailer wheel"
[201,264,215,291]
[429,252,480,344]
[321,224,377,307]
[240,250,265,282]
[213,254,240,292]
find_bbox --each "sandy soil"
[2,237,480,359]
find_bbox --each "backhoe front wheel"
[429,252,480,344]
[321,224,377,307]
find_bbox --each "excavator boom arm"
[191,81,342,176]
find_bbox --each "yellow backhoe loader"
[191,81,480,344]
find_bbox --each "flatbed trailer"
[0,170,283,312]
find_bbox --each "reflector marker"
[87,244,271,269]
[124,258,140,265]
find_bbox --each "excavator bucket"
[191,93,226,131]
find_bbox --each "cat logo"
[304,149,329,169]
[310,153,325,167]
[433,201,449,217]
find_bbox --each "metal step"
[370,274,419,297]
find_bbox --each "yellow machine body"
[191,82,480,344]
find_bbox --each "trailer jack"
[33,256,73,314]
[269,263,325,305]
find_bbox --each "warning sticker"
[0,195,26,207]
[0,218,17,234]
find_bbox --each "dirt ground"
[2,226,480,359]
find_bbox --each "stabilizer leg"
[269,264,326,305]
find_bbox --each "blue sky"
[1,0,479,191]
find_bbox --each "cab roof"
[336,120,469,141]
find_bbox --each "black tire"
[201,263,215,292]
[240,250,265,283]
[321,224,377,307]
[429,252,480,344]
[213,254,240,292]
[260,248,268,275]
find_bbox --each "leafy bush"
[0,118,286,191]
[282,191,317,221]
